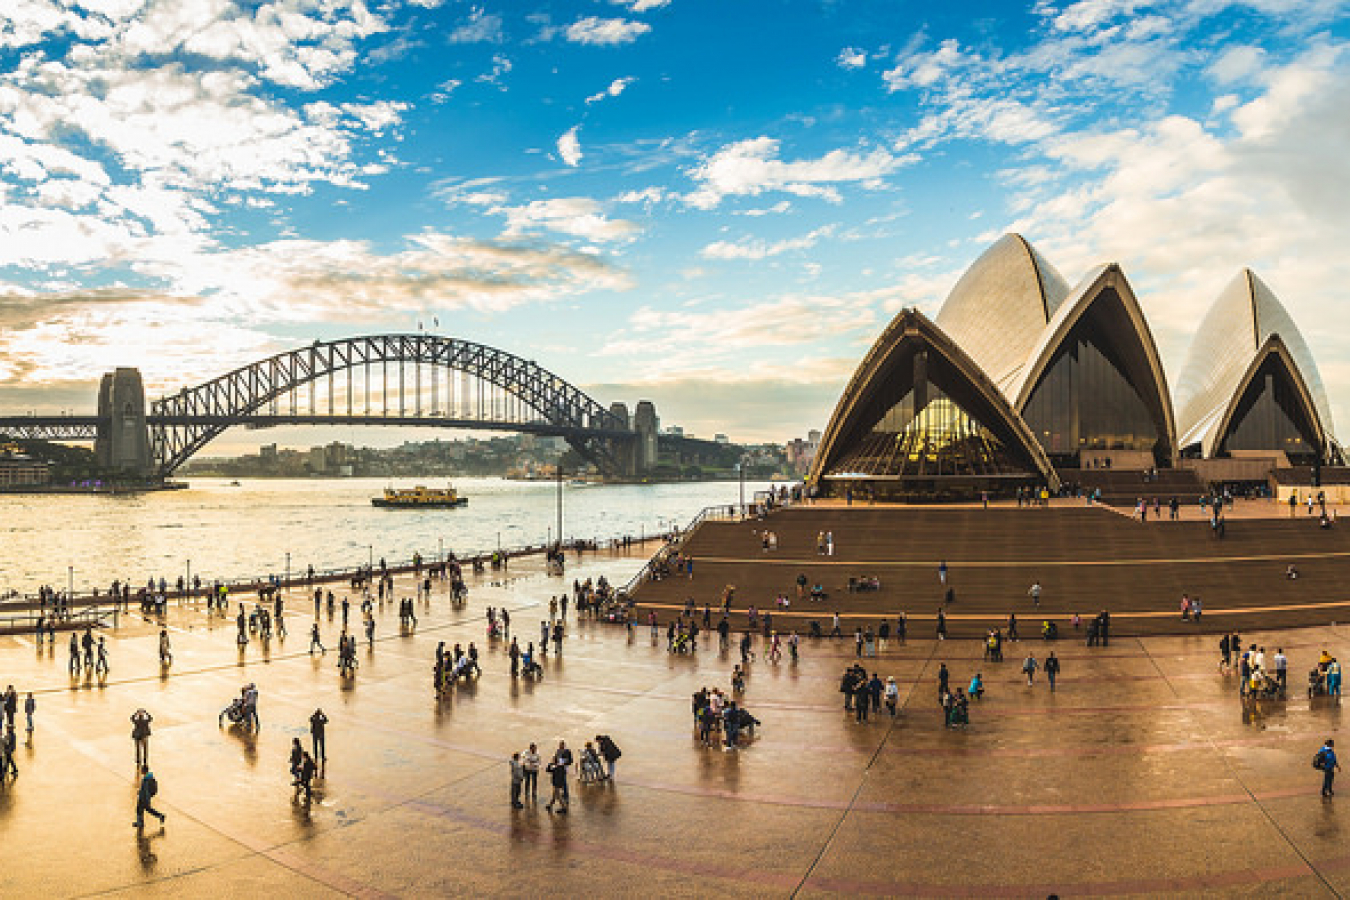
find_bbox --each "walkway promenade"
[2,546,1348,896]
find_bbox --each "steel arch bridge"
[0,334,637,478]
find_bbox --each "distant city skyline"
[2,0,1348,453]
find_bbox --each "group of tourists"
[507,737,622,812]
[839,665,895,723]
[692,686,759,749]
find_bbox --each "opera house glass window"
[1223,361,1318,463]
[1022,313,1157,464]
[827,353,1031,479]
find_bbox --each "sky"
[1,0,1349,453]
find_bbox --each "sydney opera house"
[809,234,1342,499]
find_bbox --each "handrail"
[619,490,797,597]
[0,604,108,633]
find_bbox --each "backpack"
[1314,749,1328,770]
[146,774,159,797]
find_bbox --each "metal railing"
[619,490,797,598]
[0,604,108,633]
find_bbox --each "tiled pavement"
[1,547,1348,898]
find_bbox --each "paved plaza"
[3,546,1350,897]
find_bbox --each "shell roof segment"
[935,234,1071,393]
[1175,269,1334,450]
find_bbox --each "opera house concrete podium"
[810,234,1341,500]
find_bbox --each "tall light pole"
[556,464,564,548]
[285,552,291,593]
[186,559,191,600]
[739,457,746,513]
[368,544,373,571]
[68,565,74,604]
[438,537,444,564]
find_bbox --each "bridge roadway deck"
[630,501,1350,637]
[5,543,1350,896]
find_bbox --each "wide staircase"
[1068,468,1206,507]
[629,503,1350,637]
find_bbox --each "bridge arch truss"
[149,334,631,476]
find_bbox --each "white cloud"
[586,76,636,104]
[700,225,836,260]
[565,17,651,45]
[837,47,868,69]
[883,38,970,91]
[497,197,640,243]
[1209,44,1267,85]
[448,7,503,44]
[557,125,583,167]
[685,137,907,209]
[476,54,512,85]
[612,0,670,10]
[614,186,666,203]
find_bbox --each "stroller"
[521,655,544,681]
[578,746,606,783]
[219,697,247,726]
[1309,667,1330,699]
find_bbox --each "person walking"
[289,738,305,785]
[1318,739,1341,797]
[884,676,899,716]
[1028,581,1042,608]
[522,743,541,801]
[68,633,81,675]
[1022,653,1039,686]
[297,750,317,802]
[310,708,328,763]
[95,637,110,675]
[510,751,526,808]
[131,709,153,767]
[133,764,165,828]
[158,629,172,667]
[937,663,950,698]
[1274,648,1288,693]
[1045,651,1060,691]
[1,725,16,779]
[309,623,325,654]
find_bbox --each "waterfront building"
[810,235,1342,499]
[0,455,52,488]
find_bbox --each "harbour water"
[0,477,772,593]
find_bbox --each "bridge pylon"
[95,368,153,479]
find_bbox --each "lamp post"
[68,565,73,604]
[285,552,291,594]
[368,544,373,572]
[186,559,191,601]
[438,537,444,564]
[556,464,564,548]
[739,457,746,515]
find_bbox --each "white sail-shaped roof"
[1175,270,1334,455]
[935,234,1071,394]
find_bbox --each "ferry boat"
[371,485,468,508]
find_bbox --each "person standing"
[310,708,328,763]
[510,752,525,808]
[1028,581,1042,608]
[24,693,36,735]
[1045,651,1060,692]
[133,764,165,828]
[938,560,948,585]
[68,633,81,675]
[884,676,899,716]
[1274,649,1288,693]
[159,629,172,667]
[545,742,572,813]
[95,637,110,675]
[522,743,541,801]
[596,734,622,782]
[289,738,305,785]
[937,663,950,698]
[1318,739,1341,797]
[131,709,153,767]
[936,609,947,641]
